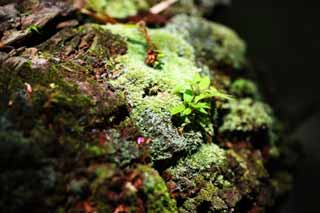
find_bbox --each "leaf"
[183,89,193,103]
[173,84,186,94]
[193,73,202,84]
[189,102,210,110]
[208,87,233,100]
[182,107,192,116]
[170,104,185,115]
[27,24,41,34]
[197,107,208,114]
[199,76,211,90]
[194,93,214,103]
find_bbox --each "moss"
[103,24,202,142]
[0,5,293,211]
[86,0,149,19]
[136,109,202,164]
[0,25,140,212]
[85,128,145,168]
[169,144,226,178]
[83,164,177,212]
[165,142,273,212]
[137,165,178,212]
[230,78,261,99]
[220,98,274,133]
[166,14,246,70]
[85,0,229,19]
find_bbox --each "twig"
[149,0,178,14]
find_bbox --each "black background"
[212,1,320,212]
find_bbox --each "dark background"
[212,1,320,212]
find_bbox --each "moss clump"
[168,144,226,178]
[165,143,272,212]
[86,0,149,19]
[77,164,177,212]
[136,109,202,164]
[104,24,203,138]
[220,98,274,134]
[230,78,261,99]
[166,14,246,70]
[138,165,178,212]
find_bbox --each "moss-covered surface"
[84,0,230,19]
[85,0,150,19]
[166,14,247,70]
[0,1,295,212]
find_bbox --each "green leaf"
[27,24,41,34]
[199,76,211,90]
[194,93,214,103]
[183,89,193,103]
[198,107,208,114]
[193,73,202,83]
[173,84,185,94]
[182,107,192,116]
[189,102,210,110]
[170,104,186,115]
[208,87,233,100]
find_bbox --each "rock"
[0,2,294,212]
[0,0,74,48]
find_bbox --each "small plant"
[170,73,231,138]
[137,21,164,69]
[27,24,41,34]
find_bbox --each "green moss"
[166,14,246,70]
[165,141,273,211]
[104,24,201,130]
[86,0,149,19]
[168,144,226,181]
[137,165,178,212]
[86,164,177,212]
[136,109,202,162]
[230,78,261,99]
[220,98,274,133]
[0,8,292,211]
